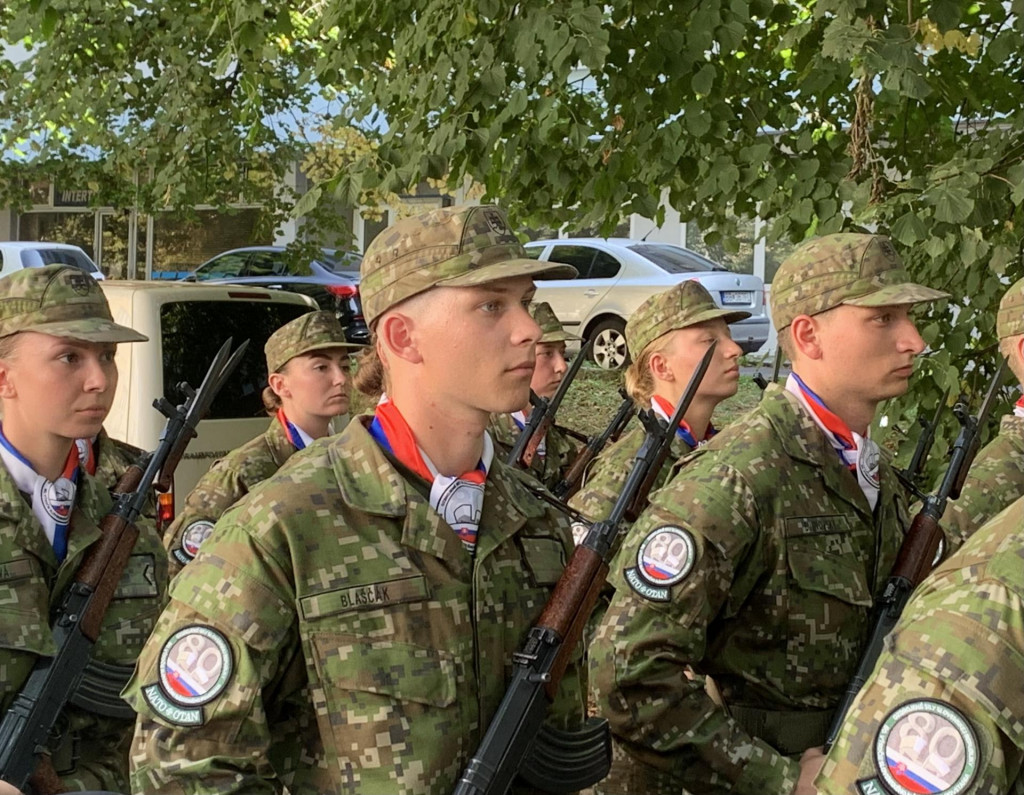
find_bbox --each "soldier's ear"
[377,311,423,365]
[0,360,15,400]
[789,315,824,361]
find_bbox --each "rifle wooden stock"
[519,415,553,469]
[889,512,943,591]
[534,547,609,700]
[155,430,196,493]
[823,360,1007,752]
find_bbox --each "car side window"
[548,246,597,279]
[196,253,247,280]
[589,251,622,279]
[244,252,278,277]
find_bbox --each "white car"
[525,238,769,369]
[0,241,105,279]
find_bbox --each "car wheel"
[588,318,630,371]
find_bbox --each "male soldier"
[815,494,1024,794]
[490,301,582,490]
[589,234,949,795]
[125,205,590,794]
[939,275,1024,542]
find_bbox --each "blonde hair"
[1001,333,1024,385]
[0,334,21,361]
[623,333,675,407]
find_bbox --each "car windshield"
[320,250,362,277]
[628,244,728,273]
[20,247,100,274]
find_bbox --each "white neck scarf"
[786,374,880,511]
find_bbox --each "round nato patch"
[181,520,215,559]
[158,626,233,707]
[40,478,75,522]
[636,526,696,587]
[874,699,979,795]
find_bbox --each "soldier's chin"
[494,384,531,414]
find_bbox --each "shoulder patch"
[872,699,979,795]
[142,625,233,726]
[624,526,696,602]
[173,520,216,565]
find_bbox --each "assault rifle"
[0,338,249,793]
[506,340,593,469]
[823,360,1007,751]
[551,390,635,501]
[895,387,951,497]
[453,341,717,795]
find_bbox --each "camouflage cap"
[626,280,751,357]
[531,301,581,344]
[770,233,949,330]
[360,205,577,325]
[997,276,1024,339]
[0,265,147,343]
[265,310,359,374]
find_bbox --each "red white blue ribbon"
[0,427,95,562]
[369,398,492,554]
[786,373,880,510]
[650,395,717,448]
[276,408,314,451]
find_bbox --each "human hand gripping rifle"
[453,341,716,795]
[506,340,594,470]
[823,360,1007,752]
[551,389,636,501]
[0,338,249,794]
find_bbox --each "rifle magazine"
[517,716,611,793]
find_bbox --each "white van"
[100,281,316,523]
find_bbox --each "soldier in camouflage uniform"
[0,265,165,793]
[568,279,747,530]
[815,494,1024,795]
[162,310,358,577]
[939,276,1024,544]
[589,234,950,795]
[125,204,592,795]
[490,301,583,490]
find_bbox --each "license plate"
[721,291,753,304]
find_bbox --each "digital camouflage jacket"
[589,384,915,795]
[163,418,296,577]
[568,421,694,526]
[488,412,580,492]
[126,416,587,795]
[817,495,1024,795]
[939,414,1024,547]
[0,430,166,792]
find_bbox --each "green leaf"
[890,211,929,246]
[691,64,716,95]
[929,184,975,224]
[290,185,322,219]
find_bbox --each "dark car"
[182,247,370,345]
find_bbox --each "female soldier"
[163,310,357,575]
[489,301,583,490]
[126,205,592,794]
[568,279,747,529]
[0,265,165,793]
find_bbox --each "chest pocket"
[519,536,567,587]
[310,634,462,791]
[784,516,872,607]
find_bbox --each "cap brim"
[438,258,578,287]
[685,306,753,326]
[539,330,583,343]
[844,283,950,307]
[32,319,148,343]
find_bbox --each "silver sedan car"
[525,238,770,369]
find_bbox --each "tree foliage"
[2,0,1023,470]
[301,0,1022,473]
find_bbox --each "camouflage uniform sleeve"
[939,421,1024,550]
[816,580,1024,795]
[126,512,296,795]
[568,429,640,524]
[589,462,801,795]
[162,460,256,578]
